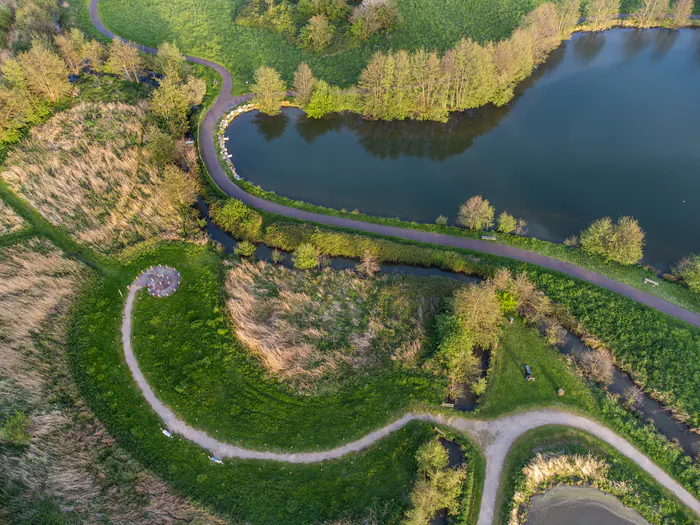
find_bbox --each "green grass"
[477,321,597,417]
[94,0,552,91]
[496,426,700,525]
[130,242,447,450]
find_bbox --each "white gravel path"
[122,269,700,525]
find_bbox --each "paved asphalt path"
[90,0,700,329]
[123,268,700,525]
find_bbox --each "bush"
[580,216,645,265]
[1,411,31,445]
[457,195,494,230]
[293,242,319,269]
[435,215,448,226]
[300,15,334,51]
[673,255,700,294]
[209,199,263,241]
[234,240,257,257]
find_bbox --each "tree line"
[250,0,695,121]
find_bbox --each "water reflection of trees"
[253,111,289,141]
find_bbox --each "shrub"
[673,255,700,294]
[1,411,31,445]
[454,281,502,351]
[234,240,257,257]
[457,195,494,230]
[471,377,488,396]
[300,15,334,51]
[497,211,517,234]
[209,199,263,241]
[579,349,614,386]
[435,314,480,397]
[580,216,645,265]
[435,215,448,226]
[293,242,319,269]
[563,234,579,247]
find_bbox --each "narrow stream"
[195,199,700,457]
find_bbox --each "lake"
[224,28,700,270]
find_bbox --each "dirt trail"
[88,0,700,330]
[122,268,700,525]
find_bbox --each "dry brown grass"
[0,239,224,524]
[0,200,24,235]
[1,102,200,253]
[225,260,444,393]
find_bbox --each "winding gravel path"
[123,268,700,525]
[88,0,700,330]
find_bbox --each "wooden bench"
[644,278,659,287]
[481,235,497,241]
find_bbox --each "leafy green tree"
[55,28,86,76]
[457,195,494,230]
[149,75,206,135]
[454,282,503,351]
[305,79,335,118]
[410,48,448,121]
[106,38,143,82]
[293,242,319,269]
[673,255,700,293]
[251,65,287,116]
[443,38,496,111]
[471,377,488,396]
[523,3,561,64]
[234,240,257,257]
[17,44,70,101]
[668,0,693,28]
[155,41,186,80]
[300,14,334,51]
[556,0,582,37]
[580,216,645,265]
[0,411,31,445]
[292,62,316,108]
[497,211,517,234]
[436,314,480,397]
[162,164,197,208]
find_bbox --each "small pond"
[526,485,649,525]
[224,28,700,270]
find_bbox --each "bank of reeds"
[224,259,448,394]
[1,102,198,254]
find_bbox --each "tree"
[668,0,693,28]
[410,48,448,121]
[454,282,503,351]
[511,272,553,326]
[585,0,621,30]
[17,44,70,101]
[149,75,206,135]
[350,0,400,40]
[156,41,186,80]
[293,242,319,269]
[491,29,533,106]
[0,411,31,445]
[497,211,517,234]
[443,38,497,111]
[632,0,670,26]
[82,39,106,73]
[556,0,582,37]
[55,28,86,76]
[300,14,333,51]
[580,216,645,265]
[673,255,700,293]
[107,39,143,82]
[579,349,614,385]
[162,164,197,208]
[436,314,480,397]
[305,79,335,118]
[292,62,315,108]
[250,65,287,116]
[523,3,561,64]
[457,195,494,230]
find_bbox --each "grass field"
[497,426,700,525]
[477,322,597,417]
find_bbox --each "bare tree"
[624,385,645,413]
[585,0,621,29]
[668,0,693,28]
[356,249,381,276]
[633,0,670,27]
[556,0,582,37]
[579,349,614,385]
[293,62,316,108]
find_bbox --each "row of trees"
[586,0,695,30]
[237,0,400,52]
[456,195,527,235]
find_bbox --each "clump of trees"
[454,195,526,235]
[580,216,645,265]
[404,439,467,525]
[209,198,263,240]
[673,255,700,294]
[236,0,400,53]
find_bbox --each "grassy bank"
[497,426,700,525]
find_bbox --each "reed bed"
[224,259,448,393]
[1,102,194,253]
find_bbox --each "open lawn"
[477,322,597,417]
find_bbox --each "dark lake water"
[225,28,700,270]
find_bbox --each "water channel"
[224,28,700,271]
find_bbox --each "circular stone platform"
[134,266,181,297]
